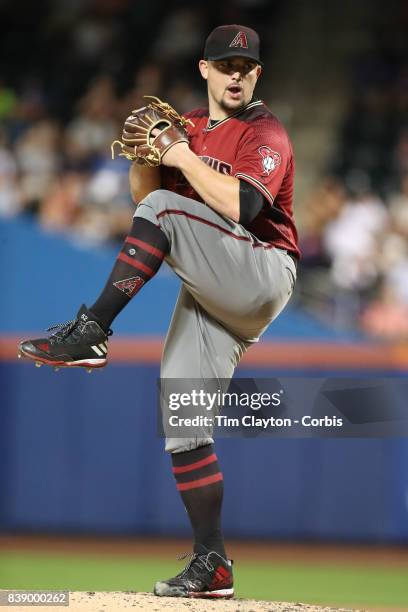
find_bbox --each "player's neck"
[208,97,252,121]
[208,103,229,121]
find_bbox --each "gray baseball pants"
[134,190,296,453]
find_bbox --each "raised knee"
[142,189,178,210]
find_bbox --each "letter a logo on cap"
[229,31,248,49]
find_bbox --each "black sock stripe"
[174,461,221,484]
[130,217,169,252]
[171,444,215,468]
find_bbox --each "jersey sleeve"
[232,119,292,206]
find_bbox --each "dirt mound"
[4,591,361,612]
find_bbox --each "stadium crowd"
[294,4,408,339]
[1,0,407,339]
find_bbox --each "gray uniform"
[134,189,296,453]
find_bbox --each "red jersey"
[161,100,299,258]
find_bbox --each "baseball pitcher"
[19,25,299,599]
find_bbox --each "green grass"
[0,552,407,608]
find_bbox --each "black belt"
[277,248,298,270]
[272,247,298,270]
[287,252,298,270]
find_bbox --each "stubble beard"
[219,93,247,114]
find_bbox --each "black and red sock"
[90,217,169,330]
[172,444,226,559]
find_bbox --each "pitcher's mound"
[10,591,360,611]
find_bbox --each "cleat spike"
[17,352,22,359]
[35,362,42,368]
[54,367,60,372]
[87,368,93,374]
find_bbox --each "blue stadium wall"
[1,218,407,541]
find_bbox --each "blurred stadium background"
[1,0,408,609]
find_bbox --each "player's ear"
[255,65,262,80]
[199,60,208,80]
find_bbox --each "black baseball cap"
[204,25,262,66]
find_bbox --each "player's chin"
[221,96,246,112]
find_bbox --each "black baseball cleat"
[153,545,233,599]
[18,305,112,371]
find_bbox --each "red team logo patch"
[258,146,281,176]
[229,32,248,49]
[113,276,144,297]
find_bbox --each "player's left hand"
[111,96,193,167]
[160,141,190,168]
